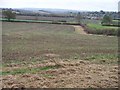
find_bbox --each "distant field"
[81,19,101,24]
[2,22,118,64]
[87,23,118,30]
[16,15,75,22]
[1,15,75,22]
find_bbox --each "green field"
[87,23,118,30]
[2,22,118,65]
[86,23,118,36]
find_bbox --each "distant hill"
[20,8,79,14]
[15,8,80,16]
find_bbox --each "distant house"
[12,11,20,14]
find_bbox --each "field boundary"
[0,18,81,25]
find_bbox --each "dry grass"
[2,59,118,88]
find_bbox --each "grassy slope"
[2,22,118,65]
[81,19,118,35]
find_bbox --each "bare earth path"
[73,25,115,37]
[73,25,87,35]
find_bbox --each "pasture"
[87,23,118,30]
[85,23,118,36]
[2,22,118,88]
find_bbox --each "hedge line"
[1,19,80,25]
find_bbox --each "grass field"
[2,22,118,64]
[2,22,118,88]
[87,23,118,30]
[86,23,118,36]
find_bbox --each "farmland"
[2,22,118,63]
[2,22,118,88]
[81,19,118,36]
[87,24,118,30]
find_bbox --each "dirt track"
[73,25,115,37]
[73,25,87,35]
[2,60,118,88]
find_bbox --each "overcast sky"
[0,0,119,11]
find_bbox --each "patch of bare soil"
[2,60,118,88]
[73,25,87,35]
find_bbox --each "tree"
[100,10,105,14]
[3,10,16,21]
[76,12,82,24]
[101,15,112,25]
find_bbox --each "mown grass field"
[2,22,118,64]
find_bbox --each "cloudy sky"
[0,0,119,11]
